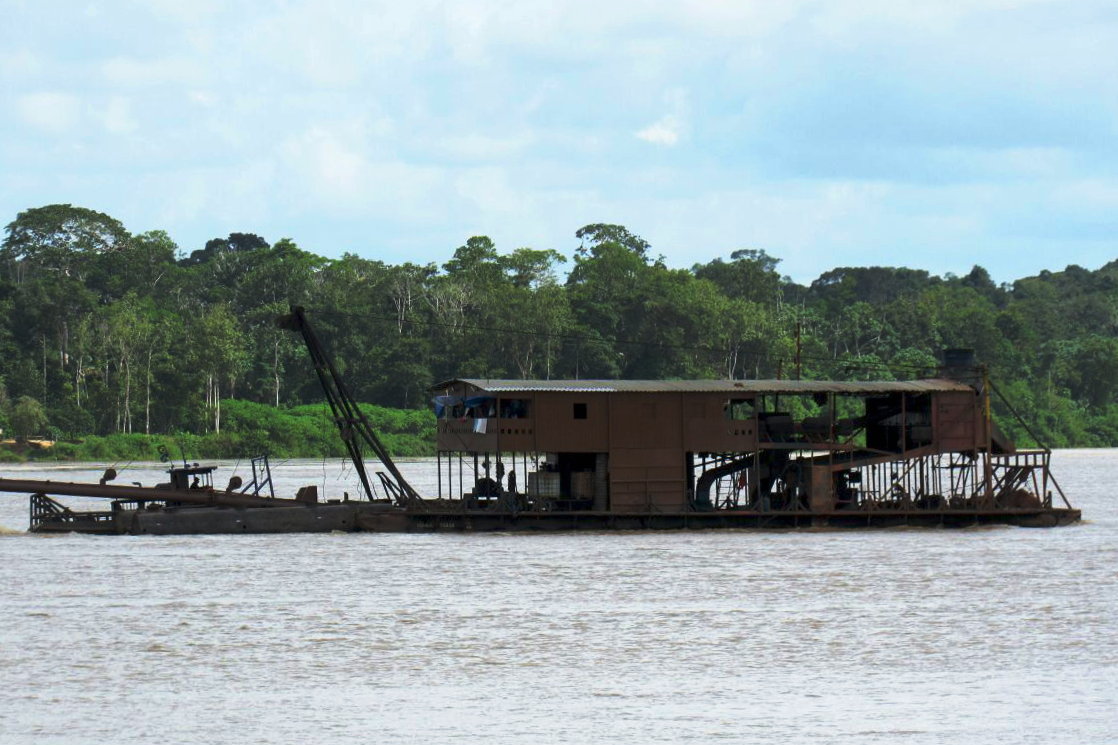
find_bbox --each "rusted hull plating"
[376,507,1081,532]
[15,477,1081,534]
[26,503,1081,535]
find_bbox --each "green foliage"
[2,203,1118,452]
[2,204,129,282]
[11,396,49,441]
[0,402,436,461]
[0,381,10,434]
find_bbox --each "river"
[0,450,1115,744]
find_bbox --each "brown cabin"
[429,375,1025,515]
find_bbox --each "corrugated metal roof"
[432,378,975,394]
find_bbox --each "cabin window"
[461,395,496,418]
[500,399,531,419]
[724,398,755,420]
[573,402,588,419]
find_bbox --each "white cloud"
[3,0,1117,281]
[0,49,42,81]
[636,87,690,147]
[99,96,137,134]
[281,125,366,200]
[188,90,218,107]
[1052,178,1118,211]
[277,121,444,221]
[455,167,524,215]
[102,55,201,88]
[422,132,534,162]
[636,115,683,146]
[250,1,438,85]
[17,92,81,133]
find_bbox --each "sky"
[2,0,1116,284]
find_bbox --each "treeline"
[0,400,433,463]
[2,204,1118,453]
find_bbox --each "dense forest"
[2,203,1118,459]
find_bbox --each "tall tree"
[1,204,129,282]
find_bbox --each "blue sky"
[2,0,1116,283]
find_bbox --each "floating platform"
[17,496,1081,535]
[363,506,1082,532]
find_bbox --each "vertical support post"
[753,402,762,511]
[983,365,994,506]
[594,452,608,512]
[901,394,907,458]
[795,322,802,381]
[1043,451,1051,508]
[828,392,835,498]
[900,394,908,506]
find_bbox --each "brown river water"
[0,450,1115,744]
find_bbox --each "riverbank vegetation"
[3,203,1118,459]
[0,400,434,463]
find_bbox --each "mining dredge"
[0,308,1080,534]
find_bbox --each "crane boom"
[278,306,422,506]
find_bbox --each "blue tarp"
[432,395,494,417]
[433,395,461,417]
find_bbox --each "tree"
[388,262,436,333]
[0,381,10,435]
[1,204,129,282]
[575,223,650,258]
[96,230,179,298]
[713,296,769,379]
[11,395,49,441]
[693,248,785,307]
[505,281,572,379]
[1,206,124,397]
[888,347,939,380]
[233,238,327,406]
[189,304,247,433]
[566,224,655,375]
[810,266,939,315]
[178,232,269,268]
[1067,336,1118,409]
[502,247,566,290]
[957,265,1001,301]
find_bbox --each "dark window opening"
[573,403,588,419]
[500,399,532,419]
[724,398,755,420]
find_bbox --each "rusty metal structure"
[424,350,1078,529]
[0,307,1080,533]
[278,306,421,506]
[0,455,360,535]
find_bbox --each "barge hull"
[132,503,363,535]
[361,507,1082,533]
[28,504,1080,535]
[29,502,399,536]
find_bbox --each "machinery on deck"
[424,348,1079,529]
[276,306,421,506]
[6,454,327,535]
